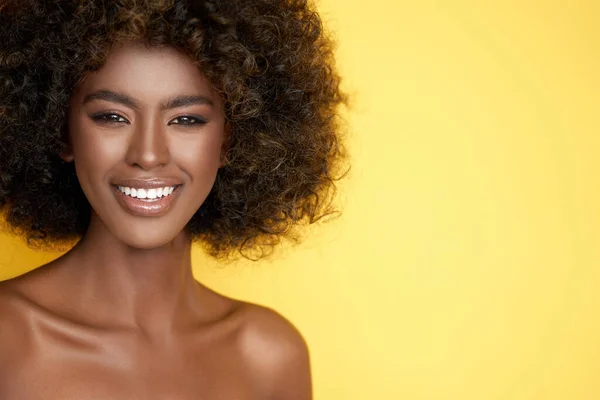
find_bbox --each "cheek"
[174,133,224,177]
[69,123,123,183]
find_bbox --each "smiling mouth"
[116,184,180,200]
[111,184,183,217]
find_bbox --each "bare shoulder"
[0,267,54,342]
[0,277,27,322]
[233,301,312,400]
[235,302,310,362]
[0,267,49,317]
[0,276,32,332]
[0,278,32,370]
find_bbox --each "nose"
[125,117,170,170]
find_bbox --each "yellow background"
[1,1,599,399]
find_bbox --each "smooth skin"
[0,42,312,400]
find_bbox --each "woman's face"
[66,42,227,249]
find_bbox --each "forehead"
[72,42,214,103]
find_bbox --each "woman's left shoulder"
[232,301,309,358]
[233,301,312,399]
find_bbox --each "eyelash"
[90,113,207,126]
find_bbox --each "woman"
[0,0,347,398]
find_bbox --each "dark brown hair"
[0,0,349,261]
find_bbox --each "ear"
[59,125,74,162]
[60,144,74,162]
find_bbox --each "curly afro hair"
[0,0,349,261]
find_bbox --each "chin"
[112,224,188,250]
[121,236,180,250]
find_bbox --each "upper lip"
[111,177,183,189]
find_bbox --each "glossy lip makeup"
[110,179,184,217]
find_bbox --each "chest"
[0,327,261,400]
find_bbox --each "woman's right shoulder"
[0,278,33,367]
[0,277,24,317]
[0,278,24,328]
[0,273,34,311]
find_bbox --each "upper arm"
[239,304,312,400]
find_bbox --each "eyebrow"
[82,90,214,110]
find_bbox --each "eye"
[169,116,207,126]
[90,113,129,124]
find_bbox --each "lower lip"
[112,185,182,217]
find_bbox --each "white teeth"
[118,185,177,199]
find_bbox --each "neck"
[59,213,203,338]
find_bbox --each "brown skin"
[0,42,312,399]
